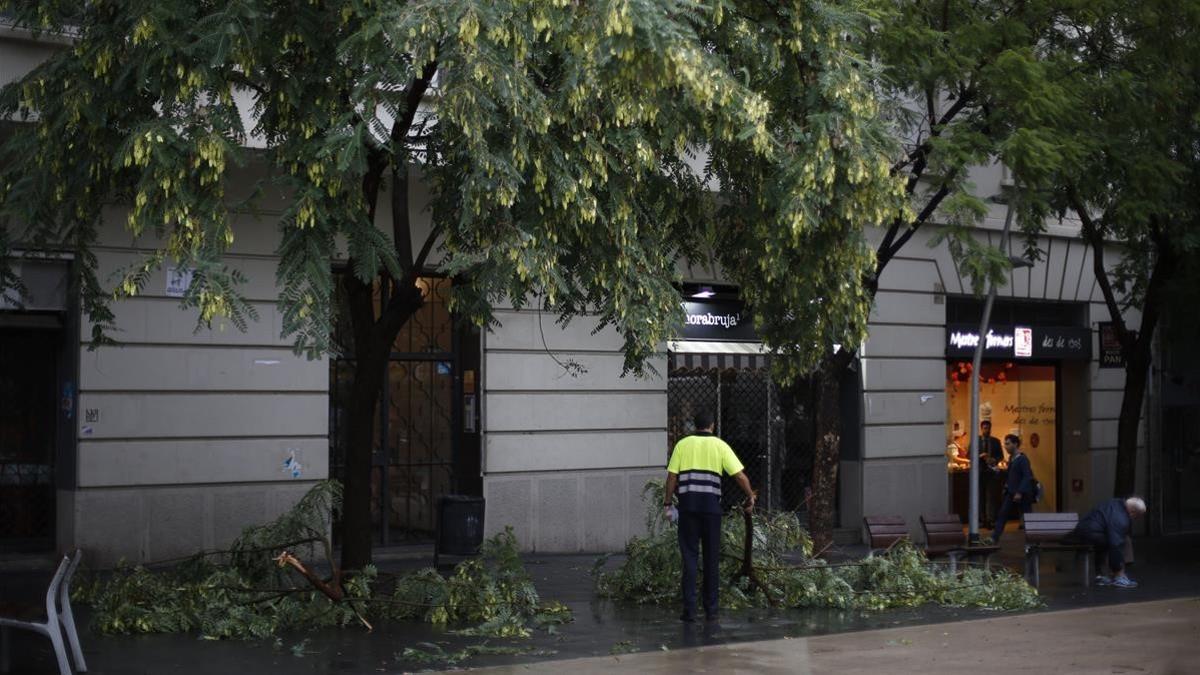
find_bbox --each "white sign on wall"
[1014,326,1033,358]
[166,267,194,298]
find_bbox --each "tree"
[1052,0,1200,498]
[0,0,904,568]
[796,0,1085,552]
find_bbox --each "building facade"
[1,23,1166,565]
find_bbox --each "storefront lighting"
[691,286,716,298]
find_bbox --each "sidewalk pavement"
[3,532,1199,673]
[468,596,1200,674]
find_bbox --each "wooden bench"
[1022,512,1093,587]
[863,515,909,553]
[921,513,1000,573]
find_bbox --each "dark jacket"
[1004,452,1034,498]
[1076,498,1132,554]
[979,435,1003,469]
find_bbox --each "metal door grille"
[329,275,461,545]
[667,355,793,512]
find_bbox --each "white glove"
[663,505,678,523]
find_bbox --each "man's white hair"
[1125,496,1147,514]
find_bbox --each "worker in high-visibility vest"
[663,411,755,624]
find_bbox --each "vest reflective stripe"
[667,433,744,514]
[679,471,720,485]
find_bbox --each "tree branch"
[879,90,976,257]
[1067,184,1130,347]
[389,61,439,273]
[391,164,414,273]
[880,182,953,267]
[413,223,444,273]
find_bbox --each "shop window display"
[946,362,1058,522]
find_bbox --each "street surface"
[468,597,1200,674]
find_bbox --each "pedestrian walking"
[990,434,1032,544]
[1066,496,1147,589]
[663,411,755,623]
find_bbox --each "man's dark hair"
[693,411,714,431]
[980,420,992,429]
[1004,433,1020,446]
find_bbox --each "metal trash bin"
[435,495,485,566]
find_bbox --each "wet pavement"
[469,596,1200,674]
[3,533,1198,673]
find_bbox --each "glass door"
[1014,365,1058,512]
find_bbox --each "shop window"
[945,361,1058,522]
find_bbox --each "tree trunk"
[1114,336,1152,498]
[339,275,423,571]
[339,333,390,571]
[808,357,842,555]
[1108,247,1172,500]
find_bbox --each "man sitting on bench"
[1065,496,1146,589]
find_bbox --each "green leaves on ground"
[595,480,1041,612]
[72,482,570,640]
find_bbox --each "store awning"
[667,340,770,372]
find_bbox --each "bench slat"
[864,515,910,549]
[1024,514,1079,523]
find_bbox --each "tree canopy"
[0,0,905,380]
[1047,0,1200,496]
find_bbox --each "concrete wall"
[481,307,667,551]
[69,174,329,564]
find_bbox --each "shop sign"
[678,299,758,341]
[945,324,1091,360]
[1098,322,1125,369]
[1014,327,1033,357]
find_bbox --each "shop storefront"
[943,303,1092,524]
[667,288,784,511]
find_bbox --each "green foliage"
[1045,0,1200,308]
[74,556,375,640]
[228,479,341,583]
[596,481,1041,613]
[863,1,1096,295]
[385,527,550,638]
[72,483,570,640]
[0,0,904,381]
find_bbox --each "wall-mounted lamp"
[691,286,716,299]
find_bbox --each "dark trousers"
[980,476,996,526]
[1064,529,1123,574]
[991,495,1031,542]
[678,510,721,619]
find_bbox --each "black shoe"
[705,614,720,624]
[679,612,697,623]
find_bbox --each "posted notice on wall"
[166,267,194,298]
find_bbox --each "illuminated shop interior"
[945,361,1058,523]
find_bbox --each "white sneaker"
[1094,575,1113,587]
[1112,575,1138,589]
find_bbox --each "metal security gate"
[667,351,792,512]
[330,275,476,546]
